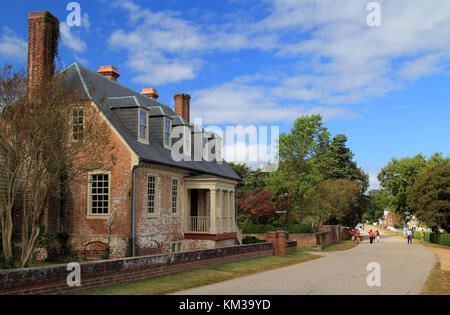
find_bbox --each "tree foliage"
[232,115,369,230]
[238,189,280,224]
[0,64,114,266]
[362,189,390,223]
[378,153,449,224]
[408,164,450,232]
[306,179,361,227]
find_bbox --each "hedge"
[242,236,266,244]
[413,232,449,246]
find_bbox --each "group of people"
[351,229,380,244]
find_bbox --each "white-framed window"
[71,108,84,141]
[171,179,178,214]
[164,117,172,148]
[147,175,157,215]
[171,241,183,253]
[138,109,149,143]
[88,172,111,216]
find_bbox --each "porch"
[184,176,238,238]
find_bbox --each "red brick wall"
[245,226,351,248]
[27,11,59,93]
[134,166,186,255]
[65,123,133,258]
[0,242,273,295]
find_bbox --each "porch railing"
[187,216,210,233]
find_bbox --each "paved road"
[175,232,436,295]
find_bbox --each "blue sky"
[1,0,449,189]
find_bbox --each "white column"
[210,189,217,234]
[217,190,223,233]
[223,190,228,233]
[231,190,236,232]
[225,190,233,232]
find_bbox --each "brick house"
[25,11,241,258]
[384,210,394,228]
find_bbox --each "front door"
[190,189,198,217]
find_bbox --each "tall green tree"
[323,134,369,192]
[362,189,390,223]
[378,153,449,223]
[268,115,330,220]
[306,179,360,227]
[378,154,428,221]
[229,162,268,197]
[408,164,449,231]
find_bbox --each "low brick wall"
[286,240,297,254]
[0,242,273,295]
[245,226,351,248]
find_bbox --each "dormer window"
[164,117,172,149]
[138,109,149,143]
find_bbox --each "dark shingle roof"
[60,63,240,181]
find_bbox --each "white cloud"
[261,0,450,104]
[0,27,27,61]
[366,170,381,191]
[106,0,450,122]
[82,13,91,32]
[190,80,358,124]
[59,22,87,54]
[398,53,445,79]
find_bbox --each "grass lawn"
[421,261,450,295]
[322,241,358,252]
[298,240,358,253]
[75,248,321,295]
[419,242,450,295]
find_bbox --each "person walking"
[407,229,413,244]
[351,229,355,244]
[369,230,374,244]
[376,230,380,242]
[357,230,361,243]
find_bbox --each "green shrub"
[289,224,314,233]
[0,252,17,269]
[242,236,265,244]
[439,234,450,246]
[413,232,449,246]
[430,233,440,244]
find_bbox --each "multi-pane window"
[139,109,148,141]
[90,174,109,215]
[72,108,84,141]
[147,176,156,214]
[171,179,178,214]
[164,118,171,147]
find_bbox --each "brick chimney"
[174,93,191,123]
[27,11,60,94]
[141,88,159,100]
[97,65,120,81]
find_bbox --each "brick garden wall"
[246,225,351,248]
[0,242,274,295]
